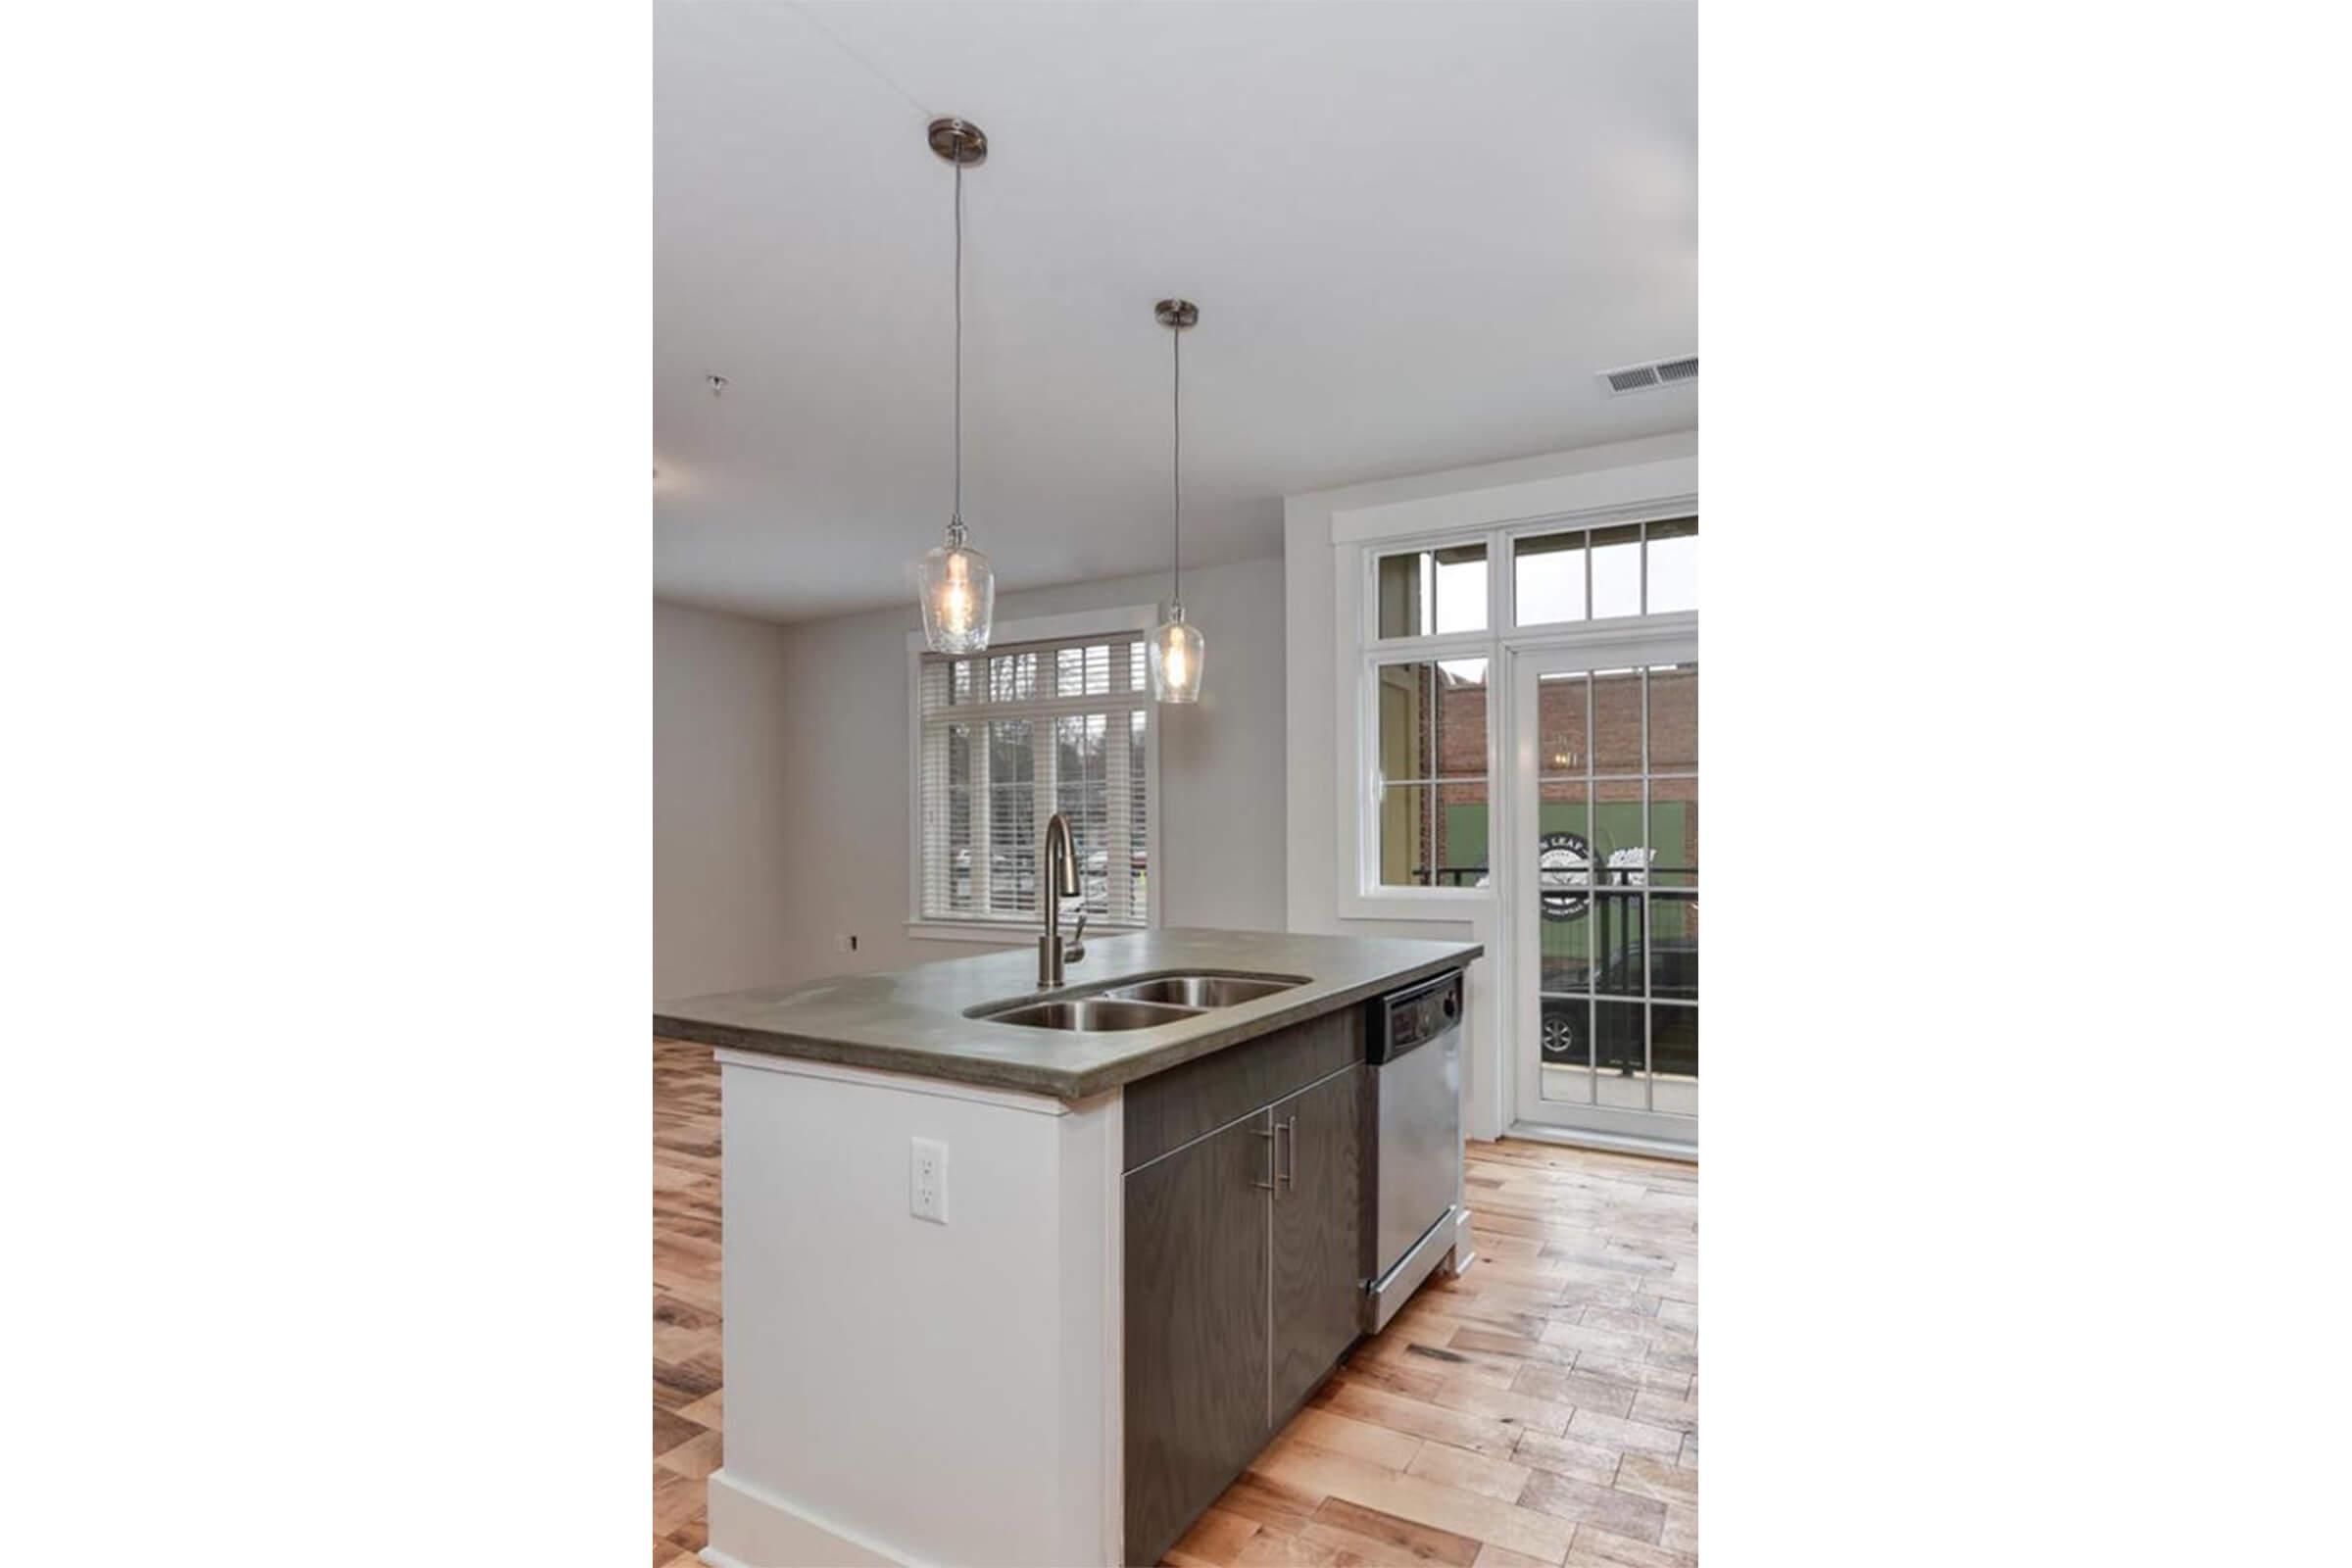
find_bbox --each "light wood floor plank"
[1250,1440,1576,1563]
[1405,1440,1539,1503]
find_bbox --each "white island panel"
[708,1051,1121,1568]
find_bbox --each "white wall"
[656,553,1287,997]
[653,599,798,1000]
[1282,431,1699,1140]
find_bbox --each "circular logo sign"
[1538,831,1592,921]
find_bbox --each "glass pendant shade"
[1148,606,1204,703]
[919,530,994,654]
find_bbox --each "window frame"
[1338,500,1697,922]
[905,605,1163,943]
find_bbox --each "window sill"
[1336,884,1495,923]
[905,919,1149,946]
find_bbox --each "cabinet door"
[1124,1109,1272,1567]
[1269,1064,1368,1419]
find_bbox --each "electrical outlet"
[909,1137,949,1224]
[834,933,859,955]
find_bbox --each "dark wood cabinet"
[1122,1010,1377,1566]
[1270,1063,1367,1421]
[1123,1107,1272,1568]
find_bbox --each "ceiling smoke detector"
[1599,354,1697,394]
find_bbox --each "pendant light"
[1148,299,1203,703]
[916,118,996,654]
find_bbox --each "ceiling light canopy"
[915,117,996,655]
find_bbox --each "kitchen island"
[654,927,1482,1568]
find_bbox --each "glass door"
[1511,641,1698,1150]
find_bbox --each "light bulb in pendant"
[1149,605,1203,704]
[920,526,994,654]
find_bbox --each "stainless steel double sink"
[972,972,1305,1032]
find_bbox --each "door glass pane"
[1376,543,1488,637]
[1645,517,1698,613]
[1536,780,1592,989]
[1514,532,1586,625]
[1647,663,1696,770]
[1593,888,1644,997]
[1651,1004,1697,1116]
[1592,778,1646,884]
[1592,669,1642,774]
[1650,893,1698,1001]
[1650,776,1698,887]
[1537,671,1589,775]
[1539,995,1593,1103]
[1591,524,1642,619]
[1594,1000,1646,1107]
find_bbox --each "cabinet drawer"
[1121,1008,1363,1171]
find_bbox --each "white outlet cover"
[909,1136,949,1224]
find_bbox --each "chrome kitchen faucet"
[1038,810,1088,988]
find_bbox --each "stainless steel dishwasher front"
[1364,968,1463,1332]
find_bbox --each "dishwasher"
[1363,968,1464,1333]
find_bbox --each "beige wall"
[652,599,798,999]
[653,553,1287,999]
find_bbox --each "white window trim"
[1331,483,1697,923]
[906,604,1164,941]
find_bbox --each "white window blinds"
[915,633,1152,927]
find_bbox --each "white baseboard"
[703,1468,919,1568]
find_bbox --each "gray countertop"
[652,926,1482,1101]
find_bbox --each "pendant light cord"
[951,152,964,539]
[1171,321,1182,606]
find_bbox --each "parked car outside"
[1541,939,1697,1075]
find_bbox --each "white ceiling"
[653,2,1696,624]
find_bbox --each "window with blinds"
[915,632,1153,928]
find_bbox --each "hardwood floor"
[652,1037,723,1568]
[651,1036,1697,1567]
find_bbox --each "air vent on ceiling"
[1600,354,1697,394]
